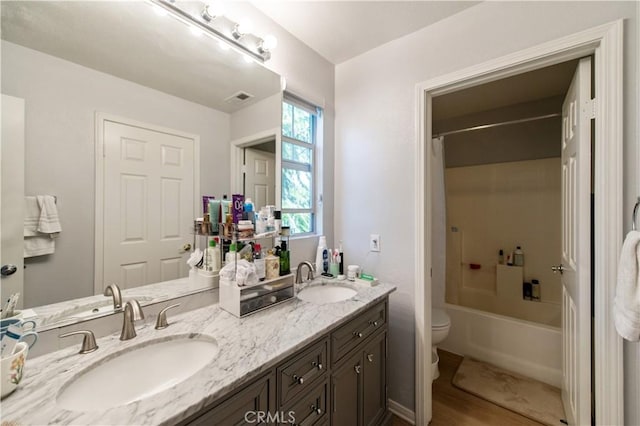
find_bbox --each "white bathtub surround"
[1,281,395,425]
[441,304,561,388]
[614,230,640,341]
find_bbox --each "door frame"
[94,113,201,295]
[230,128,282,210]
[414,20,623,425]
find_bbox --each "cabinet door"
[187,372,275,426]
[362,332,387,426]
[331,350,361,426]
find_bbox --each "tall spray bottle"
[315,236,328,274]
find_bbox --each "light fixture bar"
[149,0,270,62]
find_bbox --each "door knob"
[1,264,17,276]
[551,264,565,274]
[182,243,192,252]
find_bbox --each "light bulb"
[236,18,253,35]
[261,35,278,51]
[203,1,224,21]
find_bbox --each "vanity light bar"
[149,0,272,63]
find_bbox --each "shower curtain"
[432,136,446,308]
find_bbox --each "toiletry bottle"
[225,243,237,265]
[315,236,327,274]
[279,240,290,276]
[274,210,282,235]
[514,246,524,266]
[254,244,265,281]
[205,239,221,273]
[531,279,540,301]
[507,254,513,266]
[339,241,344,275]
[265,249,280,280]
[523,282,532,300]
[498,249,504,265]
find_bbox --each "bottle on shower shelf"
[514,246,524,266]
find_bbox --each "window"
[281,95,320,235]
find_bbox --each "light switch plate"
[370,234,380,252]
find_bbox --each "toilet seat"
[432,308,450,329]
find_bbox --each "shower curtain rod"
[433,113,561,138]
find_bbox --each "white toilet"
[431,308,451,381]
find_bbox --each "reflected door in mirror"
[244,147,275,211]
[102,119,195,290]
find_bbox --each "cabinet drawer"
[331,301,386,364]
[282,380,328,426]
[185,371,275,426]
[278,338,328,406]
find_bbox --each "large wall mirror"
[0,1,282,327]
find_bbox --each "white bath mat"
[452,357,566,426]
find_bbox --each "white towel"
[614,230,640,341]
[23,195,61,258]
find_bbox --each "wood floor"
[391,350,543,426]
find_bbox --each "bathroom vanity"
[1,280,395,425]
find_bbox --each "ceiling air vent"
[224,91,254,104]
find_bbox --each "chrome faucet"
[104,283,122,311]
[120,299,144,341]
[295,261,315,284]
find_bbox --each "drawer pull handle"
[370,320,379,327]
[293,374,304,385]
[353,331,363,338]
[367,353,374,362]
[312,361,323,370]
[355,364,362,374]
[310,405,322,415]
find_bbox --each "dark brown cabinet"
[184,371,275,426]
[182,298,389,426]
[330,331,387,426]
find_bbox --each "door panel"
[331,351,361,426]
[103,120,194,290]
[244,148,275,211]
[363,332,386,426]
[560,57,591,425]
[1,95,25,307]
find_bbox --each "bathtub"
[439,303,562,387]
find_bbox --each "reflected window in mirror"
[281,94,321,235]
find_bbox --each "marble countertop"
[33,276,212,330]
[2,279,396,425]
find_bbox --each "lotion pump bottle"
[315,236,327,274]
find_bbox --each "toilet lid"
[432,309,450,328]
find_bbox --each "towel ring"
[633,197,640,231]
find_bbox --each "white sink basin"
[297,283,358,304]
[56,335,218,411]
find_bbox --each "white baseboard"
[388,399,416,425]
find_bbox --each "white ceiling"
[252,1,480,64]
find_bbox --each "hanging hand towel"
[613,230,640,341]
[23,195,61,258]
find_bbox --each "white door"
[1,95,25,307]
[560,57,592,425]
[244,147,275,211]
[102,120,195,290]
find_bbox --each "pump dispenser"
[315,236,327,274]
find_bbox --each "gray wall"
[2,41,231,307]
[437,96,563,168]
[335,1,638,418]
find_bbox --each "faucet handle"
[155,303,180,330]
[59,330,99,354]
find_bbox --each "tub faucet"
[295,261,315,284]
[120,299,144,341]
[104,283,122,311]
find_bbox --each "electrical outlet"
[370,234,380,252]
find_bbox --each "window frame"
[281,95,319,236]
